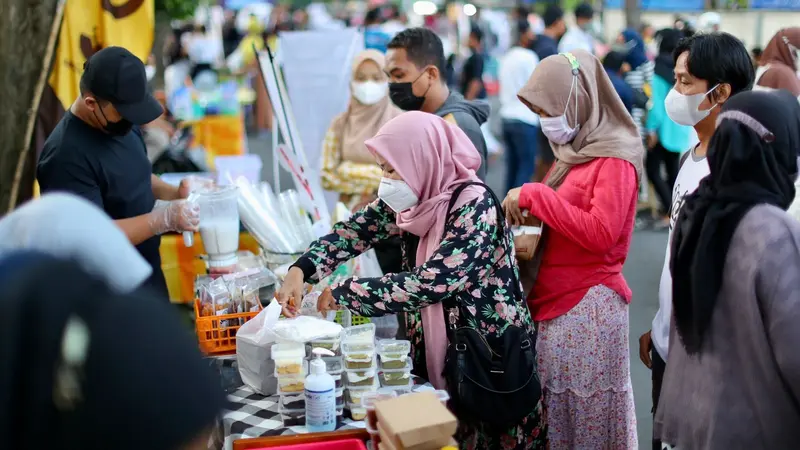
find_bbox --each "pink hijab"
[365,111,483,389]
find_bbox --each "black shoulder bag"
[441,182,542,429]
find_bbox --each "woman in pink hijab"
[277,112,545,449]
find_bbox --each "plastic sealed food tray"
[274,360,308,379]
[276,374,306,394]
[344,363,378,387]
[307,355,343,375]
[310,335,342,353]
[345,381,379,407]
[348,405,367,421]
[376,339,411,370]
[272,342,306,376]
[379,372,413,388]
[342,323,375,344]
[341,342,375,370]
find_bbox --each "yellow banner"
[49,0,155,109]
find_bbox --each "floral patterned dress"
[292,192,546,450]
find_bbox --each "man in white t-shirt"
[637,32,754,450]
[499,20,540,192]
[558,3,595,55]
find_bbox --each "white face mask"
[378,177,419,213]
[351,81,388,105]
[540,74,580,145]
[665,84,720,127]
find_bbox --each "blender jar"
[197,185,240,268]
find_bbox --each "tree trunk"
[0,0,63,213]
[624,0,641,30]
[152,9,172,90]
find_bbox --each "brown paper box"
[514,215,542,261]
[378,421,399,450]
[375,392,458,450]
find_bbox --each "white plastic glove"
[149,199,200,235]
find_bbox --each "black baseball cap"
[82,46,163,125]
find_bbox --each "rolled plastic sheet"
[234,177,298,253]
[278,190,316,247]
[258,182,282,219]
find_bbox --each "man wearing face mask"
[385,28,491,180]
[558,3,595,55]
[37,46,200,300]
[636,32,754,450]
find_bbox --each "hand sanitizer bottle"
[305,348,336,432]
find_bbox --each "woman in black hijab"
[656,90,800,448]
[0,252,226,450]
[670,89,800,353]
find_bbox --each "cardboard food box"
[375,392,457,450]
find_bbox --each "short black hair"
[752,46,763,57]
[543,5,564,28]
[603,51,626,73]
[364,7,382,25]
[657,28,682,55]
[575,3,594,20]
[517,19,531,37]
[470,27,484,42]
[673,32,755,97]
[388,27,446,77]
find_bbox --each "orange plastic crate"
[194,299,261,355]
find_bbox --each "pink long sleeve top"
[519,157,638,321]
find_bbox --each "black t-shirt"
[37,112,167,297]
[460,52,487,100]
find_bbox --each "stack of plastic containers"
[342,323,378,421]
[377,339,413,389]
[272,342,308,427]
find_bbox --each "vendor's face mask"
[378,178,419,213]
[91,100,133,136]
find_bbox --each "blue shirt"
[364,26,391,53]
[531,34,558,61]
[605,69,634,113]
[646,75,693,153]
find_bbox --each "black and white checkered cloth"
[213,377,434,450]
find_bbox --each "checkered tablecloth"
[212,377,434,450]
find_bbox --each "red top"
[519,157,638,321]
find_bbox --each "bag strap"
[439,182,522,325]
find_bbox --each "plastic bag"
[354,249,399,338]
[236,300,282,394]
[272,315,343,343]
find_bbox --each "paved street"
[250,132,669,448]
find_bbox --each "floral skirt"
[457,397,547,450]
[536,285,638,450]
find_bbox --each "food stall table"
[210,368,434,450]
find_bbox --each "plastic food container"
[345,363,378,387]
[279,391,305,410]
[279,406,306,427]
[376,339,411,370]
[342,323,375,344]
[341,341,376,370]
[349,406,367,421]
[378,359,413,387]
[362,390,398,430]
[345,380,379,407]
[272,342,306,376]
[277,373,306,393]
[310,335,342,354]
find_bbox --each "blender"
[196,185,241,269]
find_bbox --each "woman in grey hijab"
[0,193,152,293]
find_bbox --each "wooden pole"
[7,0,66,213]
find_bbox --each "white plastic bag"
[236,300,282,394]
[272,316,343,343]
[356,249,384,278]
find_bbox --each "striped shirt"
[624,60,654,139]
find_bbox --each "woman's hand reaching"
[276,267,305,317]
[317,287,340,317]
[502,187,525,226]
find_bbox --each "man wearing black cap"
[37,46,200,299]
[558,2,595,54]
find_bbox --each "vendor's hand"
[178,176,215,199]
[351,193,376,213]
[276,267,305,317]
[317,287,338,316]
[639,330,653,369]
[148,200,200,235]
[502,187,525,226]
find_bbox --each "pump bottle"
[305,347,336,432]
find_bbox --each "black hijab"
[670,90,800,355]
[0,252,226,449]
